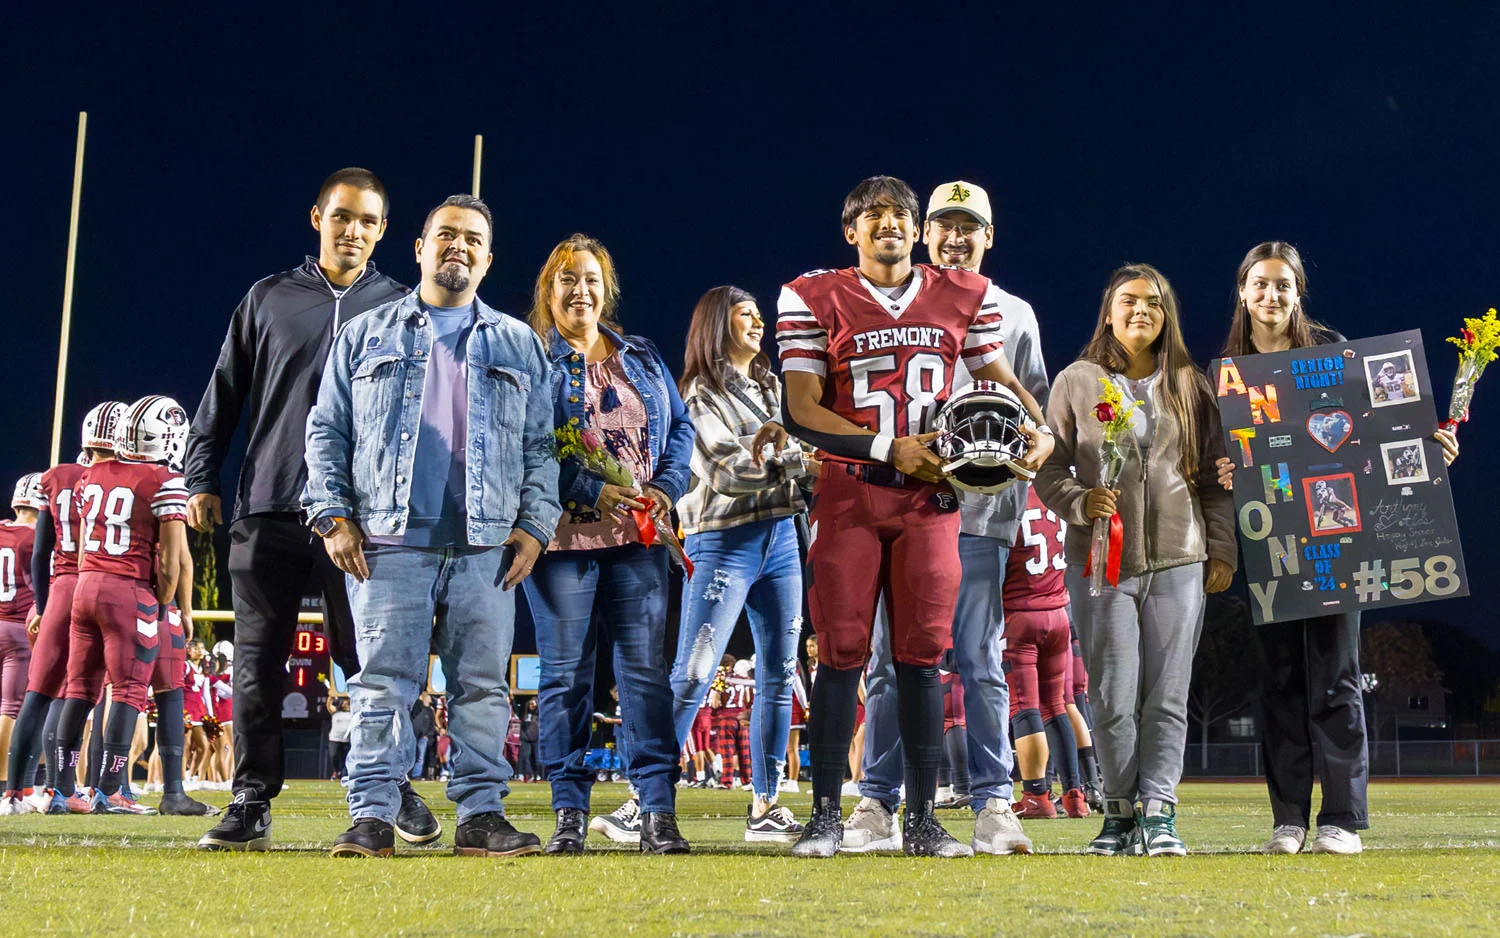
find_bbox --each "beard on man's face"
[433,263,470,293]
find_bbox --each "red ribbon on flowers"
[633,497,695,578]
[1082,512,1124,588]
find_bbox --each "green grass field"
[1,780,1498,937]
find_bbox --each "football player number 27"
[1019,507,1066,575]
[79,484,136,557]
[849,352,946,436]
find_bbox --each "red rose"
[1462,327,1477,346]
[1094,402,1115,423]
[579,428,604,451]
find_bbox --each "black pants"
[328,739,349,779]
[1253,612,1369,831]
[229,513,358,801]
[518,736,539,779]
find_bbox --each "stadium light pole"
[50,110,87,468]
[472,134,483,199]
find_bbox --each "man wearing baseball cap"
[844,180,1059,857]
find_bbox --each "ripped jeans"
[670,516,803,801]
[344,544,516,824]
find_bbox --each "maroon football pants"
[26,573,77,698]
[1003,606,1072,722]
[64,572,158,711]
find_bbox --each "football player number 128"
[78,484,137,557]
[850,353,946,436]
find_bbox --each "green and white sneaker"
[1086,800,1141,856]
[1139,801,1187,857]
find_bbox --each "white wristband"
[870,432,895,464]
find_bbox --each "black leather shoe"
[161,792,220,817]
[546,808,587,854]
[396,781,441,844]
[455,812,542,857]
[197,796,270,851]
[639,812,690,854]
[331,818,395,858]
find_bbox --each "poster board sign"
[1212,330,1467,624]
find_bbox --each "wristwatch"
[1034,424,1054,436]
[313,515,348,538]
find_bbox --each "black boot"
[331,818,395,858]
[395,780,441,844]
[903,804,974,858]
[639,812,690,854]
[197,795,271,851]
[546,807,587,855]
[791,797,844,858]
[455,812,542,857]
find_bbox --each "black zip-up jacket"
[183,257,409,519]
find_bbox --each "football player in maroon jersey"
[52,396,193,814]
[0,473,43,810]
[777,175,1052,857]
[2,403,125,815]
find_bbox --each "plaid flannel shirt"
[677,368,811,535]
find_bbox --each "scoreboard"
[281,597,333,723]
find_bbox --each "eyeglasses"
[930,219,987,238]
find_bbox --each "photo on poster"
[1307,409,1353,452]
[1381,438,1430,485]
[1364,350,1421,407]
[1303,472,1362,536]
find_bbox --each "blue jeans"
[524,544,679,813]
[411,736,430,778]
[861,533,1014,810]
[344,545,516,824]
[669,517,802,801]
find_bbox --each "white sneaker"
[22,790,53,813]
[838,797,902,853]
[183,780,201,792]
[1308,826,1363,855]
[1261,824,1306,855]
[934,785,955,804]
[778,779,799,794]
[588,798,642,844]
[972,797,1033,855]
[144,783,164,794]
[839,780,861,797]
[0,795,28,816]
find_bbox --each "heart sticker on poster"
[1307,411,1353,452]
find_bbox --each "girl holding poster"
[1035,263,1237,858]
[1215,241,1458,857]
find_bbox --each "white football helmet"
[82,401,128,452]
[932,381,1034,494]
[117,395,190,470]
[12,472,45,511]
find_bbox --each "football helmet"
[11,473,45,510]
[932,381,1033,494]
[117,395,190,470]
[81,401,128,452]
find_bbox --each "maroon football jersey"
[777,264,1005,463]
[0,520,36,619]
[38,461,87,579]
[1003,486,1069,613]
[74,459,188,583]
[721,674,754,710]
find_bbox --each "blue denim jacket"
[546,325,695,513]
[303,293,562,547]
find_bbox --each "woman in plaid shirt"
[669,285,819,843]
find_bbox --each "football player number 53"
[78,484,136,557]
[1020,507,1066,574]
[850,352,946,436]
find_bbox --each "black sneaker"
[639,812,690,854]
[395,780,441,844]
[791,798,843,858]
[331,818,395,858]
[160,792,221,817]
[545,807,587,855]
[454,812,542,857]
[903,808,975,858]
[746,803,804,843]
[197,795,271,851]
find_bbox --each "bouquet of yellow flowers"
[1087,377,1142,597]
[1443,308,1500,431]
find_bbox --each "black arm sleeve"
[778,374,881,463]
[31,510,54,614]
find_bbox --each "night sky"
[7,4,1500,646]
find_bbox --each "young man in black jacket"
[190,168,437,850]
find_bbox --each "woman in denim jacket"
[523,234,695,856]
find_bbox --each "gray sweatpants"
[1065,562,1205,807]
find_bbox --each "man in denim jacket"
[304,195,560,858]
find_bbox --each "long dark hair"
[1081,263,1211,483]
[679,286,774,400]
[1220,241,1334,355]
